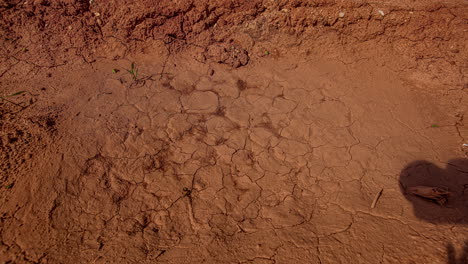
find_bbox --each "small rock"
[378,10,385,16]
[94,12,100,17]
[339,12,345,18]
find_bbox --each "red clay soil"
[1,0,467,263]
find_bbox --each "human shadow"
[399,159,468,224]
[399,159,468,264]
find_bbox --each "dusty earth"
[1,0,468,263]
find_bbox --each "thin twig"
[371,188,384,209]
[159,53,170,80]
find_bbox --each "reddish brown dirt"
[1,0,467,263]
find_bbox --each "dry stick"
[371,188,384,209]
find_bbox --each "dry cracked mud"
[1,0,467,263]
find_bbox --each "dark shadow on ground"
[447,241,468,264]
[399,158,468,264]
[399,159,468,225]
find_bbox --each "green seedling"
[182,187,191,196]
[127,63,138,80]
[5,183,14,189]
[265,51,270,55]
[1,91,25,98]
[0,91,26,108]
[112,68,119,74]
[431,124,439,128]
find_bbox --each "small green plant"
[127,63,138,80]
[431,124,439,128]
[5,183,14,189]
[1,91,25,98]
[265,50,270,55]
[112,68,119,74]
[0,91,26,108]
[182,187,191,196]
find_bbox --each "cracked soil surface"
[1,0,468,263]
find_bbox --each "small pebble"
[378,10,385,16]
[339,12,345,18]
